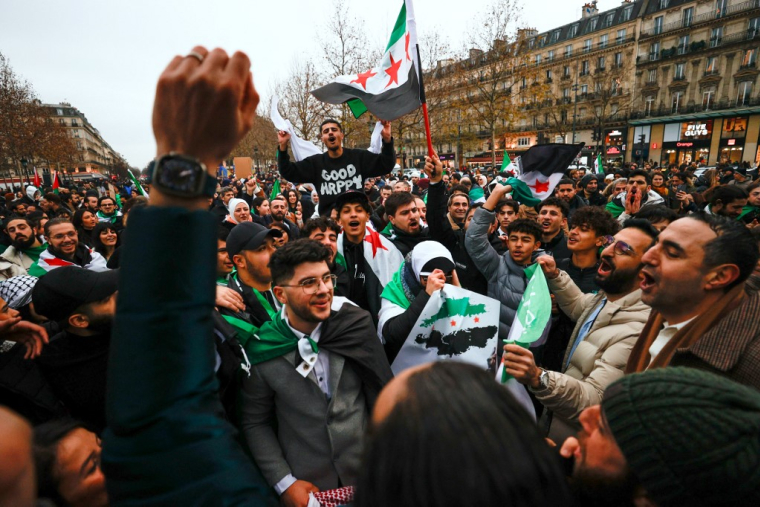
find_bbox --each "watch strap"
[147,155,217,198]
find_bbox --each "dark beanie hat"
[579,174,596,188]
[602,367,760,507]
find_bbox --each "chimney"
[581,1,599,19]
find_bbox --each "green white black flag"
[391,285,500,375]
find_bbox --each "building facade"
[44,102,122,175]
[414,0,760,168]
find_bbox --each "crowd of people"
[1,45,760,507]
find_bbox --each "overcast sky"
[1,0,621,166]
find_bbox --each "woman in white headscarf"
[377,241,460,362]
[222,198,252,230]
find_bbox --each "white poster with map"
[391,285,500,376]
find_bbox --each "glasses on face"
[281,273,337,295]
[602,236,636,256]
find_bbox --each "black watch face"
[158,158,202,193]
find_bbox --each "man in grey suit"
[240,240,392,507]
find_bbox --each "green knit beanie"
[602,367,760,507]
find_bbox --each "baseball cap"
[32,267,119,322]
[333,191,371,214]
[226,222,282,260]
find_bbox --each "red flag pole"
[415,44,435,159]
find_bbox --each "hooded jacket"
[465,207,548,343]
[607,189,665,223]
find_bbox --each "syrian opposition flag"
[595,153,605,175]
[391,285,500,375]
[506,142,585,207]
[52,171,60,194]
[336,228,403,287]
[33,248,108,275]
[311,0,422,120]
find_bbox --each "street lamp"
[571,59,580,144]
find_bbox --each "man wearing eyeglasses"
[240,240,392,507]
[503,219,658,443]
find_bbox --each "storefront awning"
[629,106,760,126]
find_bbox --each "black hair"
[506,218,543,242]
[633,205,678,226]
[92,222,119,257]
[33,418,94,506]
[688,213,759,290]
[536,197,570,218]
[447,191,470,208]
[42,193,62,206]
[496,199,520,215]
[251,196,269,215]
[449,184,470,196]
[747,180,760,193]
[98,195,115,207]
[355,362,572,507]
[3,216,33,231]
[569,206,620,237]
[556,178,576,188]
[335,194,372,215]
[217,226,230,242]
[621,218,660,248]
[320,118,343,132]
[269,239,332,286]
[71,208,94,229]
[302,217,340,238]
[465,202,484,220]
[43,218,72,238]
[10,199,27,211]
[628,169,652,186]
[708,185,749,206]
[385,192,417,217]
[122,196,148,215]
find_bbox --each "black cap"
[333,191,371,214]
[32,267,119,322]
[226,222,282,260]
[420,257,456,276]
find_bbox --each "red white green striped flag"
[311,0,422,120]
[52,171,60,194]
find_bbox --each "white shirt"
[648,316,697,366]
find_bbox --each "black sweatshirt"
[277,140,396,214]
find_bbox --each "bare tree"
[587,55,636,160]
[451,0,536,167]
[276,58,332,143]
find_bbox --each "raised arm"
[424,154,458,249]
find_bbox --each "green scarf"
[606,200,625,218]
[381,262,411,310]
[216,276,229,287]
[335,252,347,269]
[232,274,276,318]
[738,205,759,221]
[97,210,121,224]
[382,221,394,236]
[22,244,46,264]
[243,311,318,365]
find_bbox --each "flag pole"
[414,44,435,160]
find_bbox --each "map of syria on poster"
[391,285,500,376]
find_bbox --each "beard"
[595,261,642,295]
[85,313,114,334]
[570,464,642,507]
[271,211,286,222]
[11,234,37,250]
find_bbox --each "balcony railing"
[673,74,686,81]
[640,0,760,38]
[630,95,760,120]
[595,67,606,74]
[638,30,760,63]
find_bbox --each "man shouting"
[277,119,396,215]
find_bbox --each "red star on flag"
[450,320,457,326]
[384,54,402,89]
[350,69,377,90]
[528,179,551,193]
[364,229,388,257]
[474,317,480,323]
[405,32,411,61]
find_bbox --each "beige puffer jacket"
[533,270,650,442]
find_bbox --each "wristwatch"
[531,369,550,391]
[147,153,217,198]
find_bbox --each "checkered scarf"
[0,275,38,309]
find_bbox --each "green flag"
[129,169,148,197]
[269,179,281,201]
[595,153,605,175]
[499,263,552,383]
[500,150,512,171]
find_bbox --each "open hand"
[215,286,245,312]
[0,320,49,359]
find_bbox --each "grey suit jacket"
[239,348,367,490]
